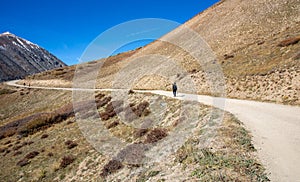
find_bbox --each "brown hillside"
[26,0,300,105]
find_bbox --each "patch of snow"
[24,39,38,47]
[2,31,11,35]
[16,38,31,52]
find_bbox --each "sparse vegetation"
[17,158,30,167]
[60,155,76,168]
[0,88,16,95]
[100,159,123,177]
[144,128,168,143]
[65,140,78,149]
[41,134,49,139]
[25,151,39,159]
[278,36,300,47]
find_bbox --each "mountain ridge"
[0,32,66,82]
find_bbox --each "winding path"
[6,80,300,182]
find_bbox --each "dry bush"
[47,152,54,157]
[124,101,150,122]
[107,120,119,129]
[144,128,168,143]
[224,54,234,60]
[95,93,105,100]
[100,159,123,177]
[135,101,150,117]
[278,36,300,47]
[41,134,49,139]
[17,158,30,167]
[96,96,112,108]
[60,155,75,168]
[13,151,22,156]
[65,140,78,149]
[100,100,123,121]
[25,151,39,159]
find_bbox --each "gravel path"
[7,80,300,181]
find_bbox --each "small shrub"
[5,149,11,154]
[96,96,112,108]
[278,36,300,47]
[41,134,49,139]
[13,151,22,156]
[224,54,234,60]
[100,159,123,177]
[47,152,54,157]
[25,151,39,159]
[65,140,78,149]
[4,140,11,145]
[135,101,150,117]
[13,145,23,151]
[144,128,168,143]
[27,141,34,145]
[0,148,6,153]
[17,158,30,167]
[60,155,75,168]
[107,120,119,129]
[95,93,105,100]
[100,101,123,121]
[100,112,110,121]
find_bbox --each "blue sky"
[0,0,219,65]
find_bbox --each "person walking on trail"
[172,82,177,97]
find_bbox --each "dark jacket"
[172,84,177,91]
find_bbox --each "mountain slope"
[26,0,300,105]
[0,32,66,82]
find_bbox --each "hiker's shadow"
[175,94,185,98]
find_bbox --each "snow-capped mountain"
[0,32,66,82]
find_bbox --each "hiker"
[172,82,177,97]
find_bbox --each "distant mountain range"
[0,32,66,82]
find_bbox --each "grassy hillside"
[0,85,268,181]
[24,0,300,105]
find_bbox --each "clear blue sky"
[0,0,219,65]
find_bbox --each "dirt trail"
[7,80,300,182]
